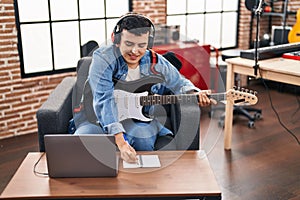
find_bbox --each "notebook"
[123,155,161,168]
[44,134,118,178]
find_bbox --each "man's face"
[117,29,149,69]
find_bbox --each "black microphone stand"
[253,0,264,76]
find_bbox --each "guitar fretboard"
[139,93,227,106]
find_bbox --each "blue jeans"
[74,117,170,151]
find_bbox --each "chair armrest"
[174,103,201,150]
[36,77,76,152]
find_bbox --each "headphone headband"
[112,13,155,49]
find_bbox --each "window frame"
[166,0,240,50]
[14,0,132,78]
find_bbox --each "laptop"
[44,134,118,178]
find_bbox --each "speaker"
[153,25,180,45]
[112,13,155,49]
[271,26,291,45]
[245,0,259,11]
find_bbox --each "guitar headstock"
[226,87,258,105]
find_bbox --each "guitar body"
[113,75,165,93]
[114,90,151,122]
[288,9,300,43]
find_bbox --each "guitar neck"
[140,92,227,106]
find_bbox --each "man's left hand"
[197,90,217,107]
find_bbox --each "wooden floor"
[0,81,299,200]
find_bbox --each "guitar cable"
[258,67,300,145]
[33,152,49,176]
[291,94,300,123]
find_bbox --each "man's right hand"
[115,132,138,163]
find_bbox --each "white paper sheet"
[123,155,161,168]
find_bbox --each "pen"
[123,134,139,164]
[138,155,143,167]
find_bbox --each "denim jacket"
[87,45,200,135]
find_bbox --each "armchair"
[37,57,201,152]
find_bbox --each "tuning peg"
[249,90,253,94]
[254,91,258,95]
[245,88,249,93]
[233,86,237,90]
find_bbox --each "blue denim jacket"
[87,45,200,135]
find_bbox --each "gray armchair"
[36,56,201,152]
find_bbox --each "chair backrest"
[81,40,99,57]
[71,57,92,113]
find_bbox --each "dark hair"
[118,15,152,36]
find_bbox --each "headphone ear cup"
[111,32,115,43]
[148,35,154,49]
[113,32,121,44]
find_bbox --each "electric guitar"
[288,8,300,43]
[83,75,258,123]
[113,78,258,122]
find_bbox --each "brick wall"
[0,0,75,139]
[132,0,166,24]
[239,0,253,48]
[0,0,299,139]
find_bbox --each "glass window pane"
[52,22,80,69]
[79,0,105,19]
[50,0,78,21]
[221,12,237,48]
[187,0,205,13]
[106,18,119,45]
[223,0,239,11]
[205,13,221,48]
[187,14,204,43]
[167,0,186,14]
[20,24,53,74]
[80,20,106,46]
[205,0,222,12]
[106,0,129,18]
[17,0,49,22]
[167,16,187,41]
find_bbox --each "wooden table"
[224,57,300,150]
[0,151,221,199]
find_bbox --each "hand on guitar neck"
[288,8,300,43]
[197,90,217,106]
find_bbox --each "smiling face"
[117,29,149,69]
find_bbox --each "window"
[14,0,130,78]
[166,0,239,49]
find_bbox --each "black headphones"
[112,13,155,49]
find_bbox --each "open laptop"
[44,134,118,178]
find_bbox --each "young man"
[74,13,212,163]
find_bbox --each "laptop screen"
[44,134,118,178]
